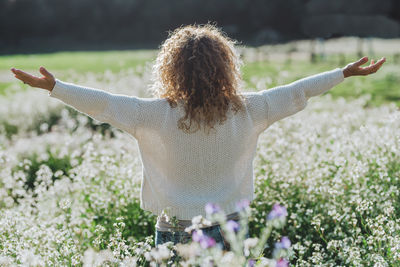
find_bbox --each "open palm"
[342,56,386,78]
[11,67,56,91]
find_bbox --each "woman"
[11,24,385,251]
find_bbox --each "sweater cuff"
[323,67,345,88]
[332,67,345,83]
[48,79,69,99]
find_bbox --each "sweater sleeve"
[259,68,344,128]
[48,79,145,137]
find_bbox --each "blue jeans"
[155,223,250,250]
[154,224,250,266]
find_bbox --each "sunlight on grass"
[0,50,157,73]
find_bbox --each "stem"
[251,224,272,258]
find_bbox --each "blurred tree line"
[0,0,399,53]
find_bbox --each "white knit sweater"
[49,68,344,220]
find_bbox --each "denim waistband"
[156,211,241,232]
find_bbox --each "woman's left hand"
[11,67,56,91]
[342,57,386,78]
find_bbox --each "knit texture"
[49,68,344,220]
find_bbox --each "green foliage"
[0,82,14,96]
[252,147,400,265]
[66,107,117,138]
[0,105,119,140]
[89,199,157,248]
[12,146,76,194]
[1,121,19,139]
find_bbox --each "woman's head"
[151,23,246,134]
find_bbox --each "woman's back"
[135,93,261,220]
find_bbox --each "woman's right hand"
[342,56,386,78]
[11,67,56,91]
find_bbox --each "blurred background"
[1,0,400,53]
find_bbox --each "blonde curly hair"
[150,23,246,134]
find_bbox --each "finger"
[371,60,385,73]
[13,75,26,83]
[367,57,386,70]
[374,59,385,70]
[12,68,36,79]
[14,74,49,88]
[14,73,36,85]
[375,57,386,65]
[370,58,386,69]
[370,59,374,66]
[13,74,34,86]
[11,68,25,76]
[361,60,384,74]
[39,66,54,79]
[354,56,368,67]
[12,69,40,86]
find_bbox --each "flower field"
[0,43,399,266]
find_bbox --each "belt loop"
[218,225,230,251]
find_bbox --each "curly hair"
[150,23,247,134]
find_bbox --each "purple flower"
[199,236,216,249]
[248,259,256,267]
[275,236,291,250]
[275,258,289,267]
[273,236,291,259]
[205,203,221,215]
[192,230,203,242]
[226,220,240,233]
[267,204,287,221]
[236,198,250,211]
[191,230,216,249]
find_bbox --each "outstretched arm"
[11,67,144,137]
[259,57,386,127]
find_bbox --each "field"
[0,37,399,266]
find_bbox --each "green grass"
[1,50,399,106]
[0,50,156,73]
[0,82,13,95]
